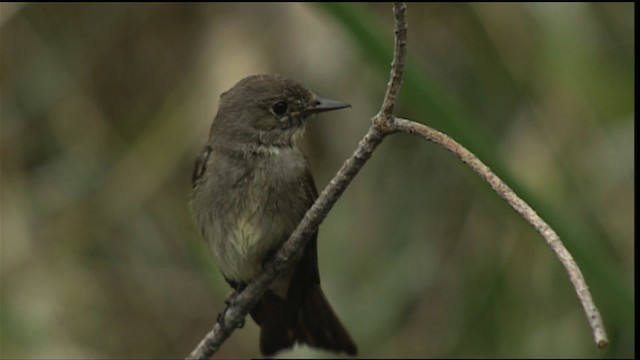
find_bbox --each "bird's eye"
[272,101,288,116]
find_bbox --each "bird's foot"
[217,303,245,331]
[217,283,247,331]
[261,256,280,278]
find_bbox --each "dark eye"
[272,101,288,116]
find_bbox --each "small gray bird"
[190,74,357,356]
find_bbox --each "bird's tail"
[250,286,357,356]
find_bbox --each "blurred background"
[0,3,634,358]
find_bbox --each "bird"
[190,74,357,356]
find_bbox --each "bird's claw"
[261,258,278,277]
[217,303,245,332]
[218,285,248,331]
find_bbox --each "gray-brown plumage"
[190,74,356,356]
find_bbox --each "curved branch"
[392,117,609,349]
[187,2,609,358]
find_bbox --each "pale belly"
[202,204,295,284]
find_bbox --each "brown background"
[1,3,633,358]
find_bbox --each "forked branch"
[187,3,607,358]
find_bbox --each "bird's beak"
[303,97,351,115]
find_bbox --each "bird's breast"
[193,146,313,283]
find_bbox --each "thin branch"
[186,3,408,359]
[186,129,388,360]
[188,2,609,357]
[377,2,408,123]
[392,118,609,349]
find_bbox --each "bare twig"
[186,129,389,360]
[377,2,408,123]
[186,3,408,359]
[392,118,609,349]
[188,2,608,358]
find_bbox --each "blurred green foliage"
[1,3,633,358]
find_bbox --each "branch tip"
[393,117,609,351]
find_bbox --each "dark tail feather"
[295,285,357,355]
[250,287,357,356]
[250,290,296,356]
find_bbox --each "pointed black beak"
[303,97,351,115]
